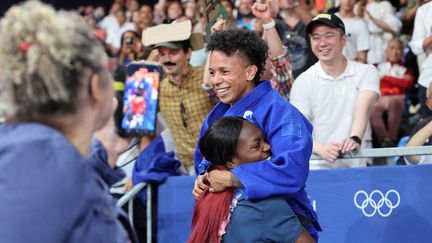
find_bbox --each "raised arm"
[252,1,293,97]
[251,1,284,57]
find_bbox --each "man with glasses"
[142,20,216,174]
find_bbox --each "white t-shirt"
[364,1,402,64]
[409,1,432,88]
[336,14,370,61]
[105,22,136,49]
[291,60,380,169]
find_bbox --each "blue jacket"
[194,81,321,237]
[0,123,130,243]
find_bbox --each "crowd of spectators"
[1,0,432,241]
[71,0,430,165]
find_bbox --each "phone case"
[118,61,163,137]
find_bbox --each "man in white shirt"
[105,8,136,56]
[336,0,370,63]
[409,0,432,118]
[290,13,379,169]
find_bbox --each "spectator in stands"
[125,0,140,21]
[140,3,154,28]
[93,6,106,22]
[253,0,295,98]
[0,1,136,242]
[189,116,315,243]
[409,0,432,119]
[141,20,216,174]
[403,115,432,165]
[183,0,200,30]
[105,7,136,56]
[118,30,144,65]
[399,84,432,165]
[336,0,370,63]
[278,0,318,78]
[237,0,256,30]
[357,0,402,64]
[220,0,237,28]
[371,38,415,147]
[99,2,122,39]
[163,0,184,24]
[130,10,145,36]
[290,13,379,169]
[193,28,321,240]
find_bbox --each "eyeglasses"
[180,101,188,128]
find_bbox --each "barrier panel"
[157,164,432,243]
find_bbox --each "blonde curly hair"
[0,1,106,120]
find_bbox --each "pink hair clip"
[19,42,31,53]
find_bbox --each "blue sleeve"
[232,103,313,200]
[88,138,125,187]
[193,117,210,173]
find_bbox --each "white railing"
[311,145,432,160]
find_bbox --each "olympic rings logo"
[354,189,400,217]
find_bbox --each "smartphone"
[116,61,162,137]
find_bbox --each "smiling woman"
[208,51,256,105]
[193,28,321,240]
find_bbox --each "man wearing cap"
[142,20,216,174]
[290,13,380,169]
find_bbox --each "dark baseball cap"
[153,41,188,50]
[306,13,345,34]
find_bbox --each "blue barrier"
[157,165,432,243]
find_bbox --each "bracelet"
[349,136,362,145]
[262,19,276,30]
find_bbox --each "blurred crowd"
[1,0,431,242]
[75,0,432,163]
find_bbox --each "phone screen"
[119,61,162,137]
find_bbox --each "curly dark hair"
[206,28,268,83]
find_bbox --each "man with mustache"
[144,21,217,174]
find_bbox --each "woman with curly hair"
[193,28,321,240]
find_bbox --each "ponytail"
[188,187,233,243]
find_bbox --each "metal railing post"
[116,182,146,208]
[147,183,152,243]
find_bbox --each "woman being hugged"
[189,116,315,243]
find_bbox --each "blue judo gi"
[194,81,321,239]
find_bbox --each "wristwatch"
[350,136,362,145]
